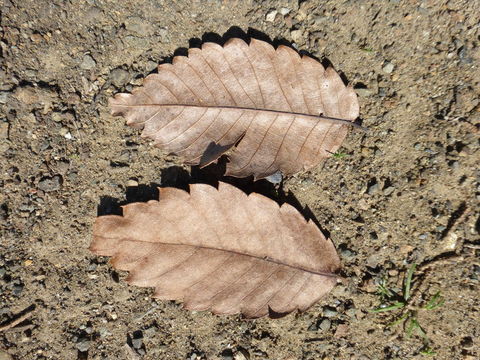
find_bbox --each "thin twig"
[464,244,480,250]
[134,304,158,322]
[3,324,35,333]
[0,308,34,332]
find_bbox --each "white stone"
[290,29,303,44]
[266,10,277,22]
[80,54,96,70]
[443,232,458,251]
[127,179,139,187]
[382,62,395,74]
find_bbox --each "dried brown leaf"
[91,182,341,318]
[110,38,359,179]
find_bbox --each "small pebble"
[355,88,374,97]
[265,171,283,184]
[51,112,63,122]
[388,269,398,276]
[0,122,8,140]
[127,179,139,187]
[24,260,33,267]
[358,199,369,211]
[158,28,169,43]
[265,10,277,22]
[334,324,349,338]
[132,330,143,349]
[131,337,143,349]
[80,55,96,70]
[13,283,24,295]
[137,348,146,356]
[19,204,35,213]
[290,29,303,44]
[443,232,458,251]
[366,253,382,268]
[382,62,395,74]
[367,183,380,195]
[340,248,355,259]
[0,92,9,104]
[59,127,69,137]
[449,161,459,170]
[323,306,338,317]
[75,338,91,352]
[38,175,62,192]
[319,319,331,331]
[346,308,357,317]
[383,186,395,196]
[125,16,154,36]
[110,68,130,87]
[234,348,249,360]
[99,328,111,338]
[279,7,291,15]
[458,47,473,64]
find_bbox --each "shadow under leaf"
[97,162,324,240]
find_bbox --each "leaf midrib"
[97,235,339,279]
[115,103,362,129]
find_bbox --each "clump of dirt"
[1,0,478,359]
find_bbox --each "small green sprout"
[327,150,349,159]
[375,277,394,301]
[369,264,445,356]
[419,346,436,356]
[360,47,374,53]
[333,151,348,159]
[424,291,445,310]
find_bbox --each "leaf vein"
[198,51,237,105]
[232,113,279,174]
[261,115,297,176]
[250,270,299,317]
[155,108,211,147]
[218,48,258,108]
[238,45,265,108]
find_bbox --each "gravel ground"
[1,0,479,359]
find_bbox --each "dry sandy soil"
[1,0,479,359]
